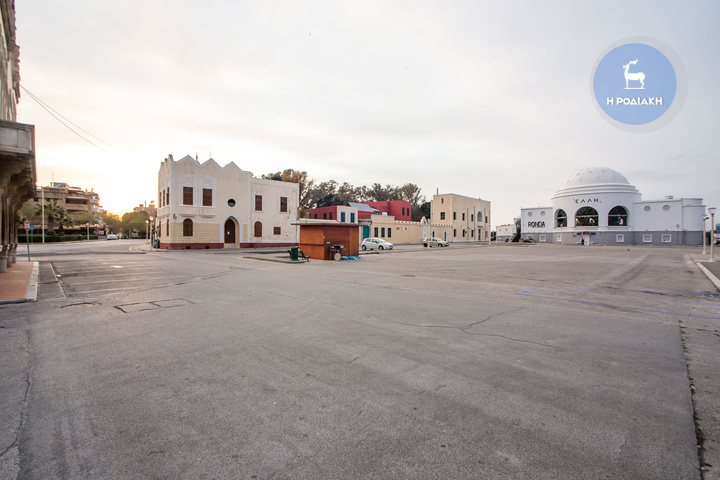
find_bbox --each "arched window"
[555,209,567,227]
[183,218,193,236]
[608,206,629,226]
[254,221,262,237]
[575,207,598,227]
[478,211,484,222]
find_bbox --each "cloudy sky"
[14,1,720,226]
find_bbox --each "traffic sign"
[29,225,34,231]
[24,221,29,231]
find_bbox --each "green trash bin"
[153,239,159,248]
[289,246,299,261]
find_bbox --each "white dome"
[552,167,639,199]
[561,167,630,188]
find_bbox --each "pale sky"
[14,1,720,227]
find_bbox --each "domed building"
[519,168,705,245]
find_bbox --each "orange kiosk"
[294,220,361,261]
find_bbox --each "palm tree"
[35,201,66,235]
[56,210,73,235]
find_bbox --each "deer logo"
[623,60,645,89]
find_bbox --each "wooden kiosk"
[293,220,361,261]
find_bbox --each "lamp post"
[709,207,716,262]
[149,216,154,248]
[703,216,709,255]
[145,220,149,243]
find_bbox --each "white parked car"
[422,237,449,247]
[106,234,119,240]
[361,238,393,251]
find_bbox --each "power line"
[20,84,118,155]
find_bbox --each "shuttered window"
[254,221,262,237]
[183,219,193,236]
[280,196,288,213]
[183,187,193,205]
[203,188,212,206]
[255,195,262,211]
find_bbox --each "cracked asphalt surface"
[1,240,719,479]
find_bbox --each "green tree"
[56,210,74,234]
[310,180,340,208]
[34,201,66,235]
[419,201,431,220]
[101,212,123,235]
[121,211,150,238]
[364,183,401,202]
[399,183,426,221]
[18,200,41,226]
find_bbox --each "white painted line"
[65,276,189,286]
[24,262,39,302]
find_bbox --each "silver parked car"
[361,238,393,251]
[422,237,449,247]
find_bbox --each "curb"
[25,262,39,302]
[691,256,720,293]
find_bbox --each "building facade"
[495,223,517,242]
[33,182,101,214]
[430,193,491,242]
[0,0,35,272]
[519,167,705,245]
[361,200,412,221]
[304,205,359,224]
[157,155,299,249]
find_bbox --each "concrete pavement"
[2,243,720,478]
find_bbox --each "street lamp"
[149,216,154,248]
[702,216,709,255]
[145,219,149,243]
[709,207,716,262]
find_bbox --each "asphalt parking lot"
[1,242,718,479]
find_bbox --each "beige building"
[0,0,36,272]
[157,155,299,249]
[366,214,452,244]
[33,182,101,214]
[430,193,491,242]
[133,201,157,217]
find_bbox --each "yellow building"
[367,214,453,244]
[157,155,299,249]
[430,193,491,242]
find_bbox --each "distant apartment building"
[0,0,36,272]
[133,201,157,217]
[157,154,299,249]
[431,193,491,242]
[33,182,101,214]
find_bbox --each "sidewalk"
[692,253,720,292]
[0,261,38,304]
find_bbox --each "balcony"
[0,120,34,158]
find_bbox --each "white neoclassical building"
[157,155,299,249]
[519,167,705,246]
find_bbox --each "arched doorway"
[224,218,237,244]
